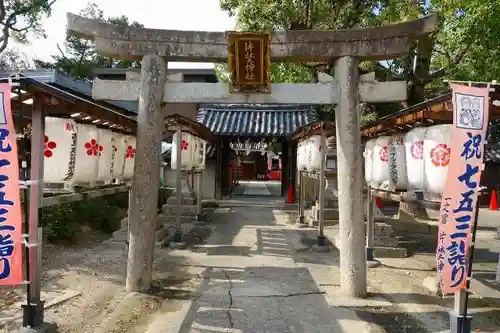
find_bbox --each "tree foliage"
[35,2,141,81]
[0,48,32,70]
[0,0,56,54]
[217,0,500,120]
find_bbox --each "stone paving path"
[160,199,371,333]
[232,180,282,197]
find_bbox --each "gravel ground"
[0,225,213,333]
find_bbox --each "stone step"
[161,215,195,223]
[162,204,197,216]
[112,226,169,243]
[373,237,399,247]
[167,195,196,205]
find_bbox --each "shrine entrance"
[66,13,438,298]
[197,103,317,198]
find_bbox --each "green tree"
[35,2,141,80]
[0,48,32,70]
[0,0,57,54]
[218,0,500,110]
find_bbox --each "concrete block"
[373,246,407,258]
[162,215,195,224]
[323,209,339,220]
[374,222,393,238]
[112,229,127,242]
[120,217,128,230]
[166,195,195,205]
[332,234,406,258]
[373,236,399,247]
[112,226,169,243]
[384,218,437,234]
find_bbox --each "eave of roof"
[198,104,318,137]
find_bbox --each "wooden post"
[334,56,367,297]
[317,132,327,247]
[366,188,380,267]
[196,172,205,223]
[25,97,45,326]
[126,55,166,292]
[172,125,184,243]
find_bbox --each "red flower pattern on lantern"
[181,140,189,150]
[125,145,135,159]
[430,143,450,167]
[44,136,57,158]
[410,140,424,160]
[85,139,103,156]
[379,146,388,162]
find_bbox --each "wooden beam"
[71,102,136,133]
[42,185,129,207]
[92,80,408,105]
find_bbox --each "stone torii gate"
[67,13,438,298]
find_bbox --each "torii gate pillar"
[126,55,166,292]
[334,56,366,297]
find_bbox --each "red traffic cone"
[376,198,383,209]
[490,189,498,211]
[286,185,294,203]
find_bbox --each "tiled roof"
[197,104,318,137]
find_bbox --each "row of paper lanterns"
[43,117,137,184]
[44,117,208,185]
[364,124,452,202]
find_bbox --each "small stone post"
[195,172,205,224]
[334,56,367,298]
[126,55,166,292]
[296,169,306,227]
[313,132,329,252]
[366,187,380,267]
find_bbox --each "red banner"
[436,84,490,294]
[0,84,23,286]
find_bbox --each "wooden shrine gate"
[67,13,438,297]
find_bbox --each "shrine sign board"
[228,32,271,94]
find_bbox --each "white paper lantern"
[191,136,200,170]
[96,129,114,182]
[424,124,452,202]
[197,139,207,171]
[43,117,77,183]
[388,133,408,191]
[171,131,194,170]
[71,124,100,184]
[112,133,126,179]
[123,135,136,179]
[297,141,307,171]
[371,136,391,189]
[363,139,376,186]
[307,135,323,172]
[404,127,426,192]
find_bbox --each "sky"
[12,0,237,69]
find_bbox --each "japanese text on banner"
[436,84,489,294]
[0,84,23,286]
